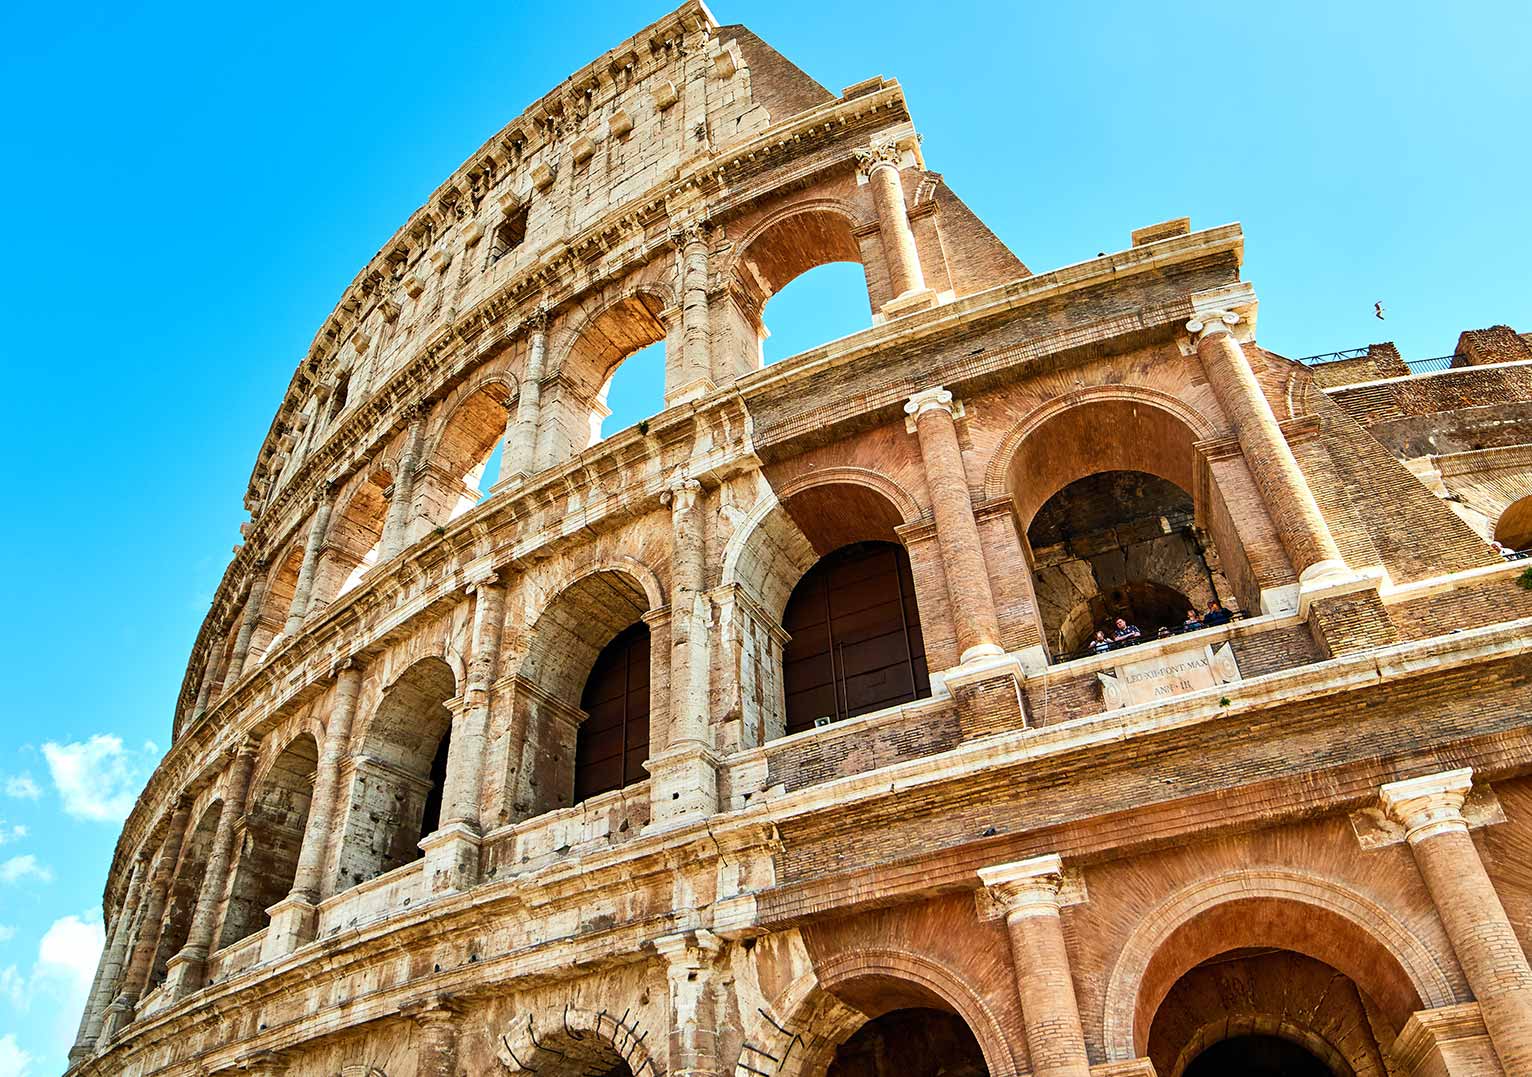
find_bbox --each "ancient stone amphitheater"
[68,5,1532,1076]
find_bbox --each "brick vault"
[68,4,1532,1076]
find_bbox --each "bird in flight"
[1374,301,1386,320]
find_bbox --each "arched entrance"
[782,541,929,735]
[827,1007,987,1076]
[334,657,456,889]
[220,732,318,946]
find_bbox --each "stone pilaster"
[380,410,426,561]
[905,387,1004,665]
[405,996,462,1077]
[978,854,1092,1077]
[283,487,335,634]
[1381,769,1532,1073]
[225,562,270,685]
[424,575,504,894]
[497,307,548,488]
[101,797,193,1043]
[164,738,259,999]
[656,929,724,1077]
[265,660,362,960]
[669,221,715,405]
[72,854,148,1060]
[1187,310,1366,614]
[856,143,936,316]
[649,476,718,829]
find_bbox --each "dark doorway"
[782,541,929,735]
[828,1007,987,1077]
[574,622,651,802]
[416,728,452,849]
[1183,1034,1335,1077]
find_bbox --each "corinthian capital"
[854,142,904,177]
[1380,768,1473,843]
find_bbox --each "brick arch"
[1102,868,1464,1062]
[789,948,1021,1077]
[982,386,1220,523]
[498,1004,662,1076]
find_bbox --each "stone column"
[164,738,259,999]
[100,797,193,1042]
[856,144,935,315]
[669,221,714,404]
[423,574,505,894]
[264,660,362,960]
[407,998,462,1077]
[498,308,548,487]
[649,477,718,828]
[283,487,335,634]
[1188,311,1350,589]
[978,855,1091,1077]
[656,929,724,1077]
[71,854,148,1061]
[226,562,270,683]
[380,410,427,561]
[905,387,1003,664]
[1380,769,1532,1072]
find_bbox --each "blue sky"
[1,2,1528,1072]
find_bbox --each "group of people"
[1085,599,1233,656]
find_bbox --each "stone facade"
[68,6,1532,1076]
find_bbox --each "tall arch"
[510,566,659,817]
[335,657,458,889]
[1102,868,1462,1063]
[219,732,319,948]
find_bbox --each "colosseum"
[66,5,1532,1076]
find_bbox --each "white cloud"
[2,776,39,801]
[0,1033,33,1077]
[0,916,103,1073]
[0,857,50,885]
[42,735,159,823]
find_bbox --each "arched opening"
[574,621,651,802]
[1003,401,1243,663]
[335,657,456,889]
[555,293,669,456]
[1495,494,1532,553]
[1027,471,1222,657]
[1183,1033,1337,1077]
[310,470,391,610]
[729,206,871,372]
[760,262,872,364]
[219,733,318,948]
[828,1007,987,1077]
[511,568,657,820]
[782,541,929,735]
[426,383,512,525]
[150,802,222,986]
[1130,895,1432,1077]
[723,476,928,748]
[597,338,666,441]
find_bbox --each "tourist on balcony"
[1181,608,1204,633]
[1111,617,1142,644]
[1088,630,1113,655]
[1201,599,1233,627]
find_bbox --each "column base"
[260,896,318,962]
[162,948,208,1000]
[879,287,939,320]
[645,745,720,833]
[1296,563,1387,618]
[1394,1003,1503,1076]
[419,822,482,896]
[940,652,1029,738]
